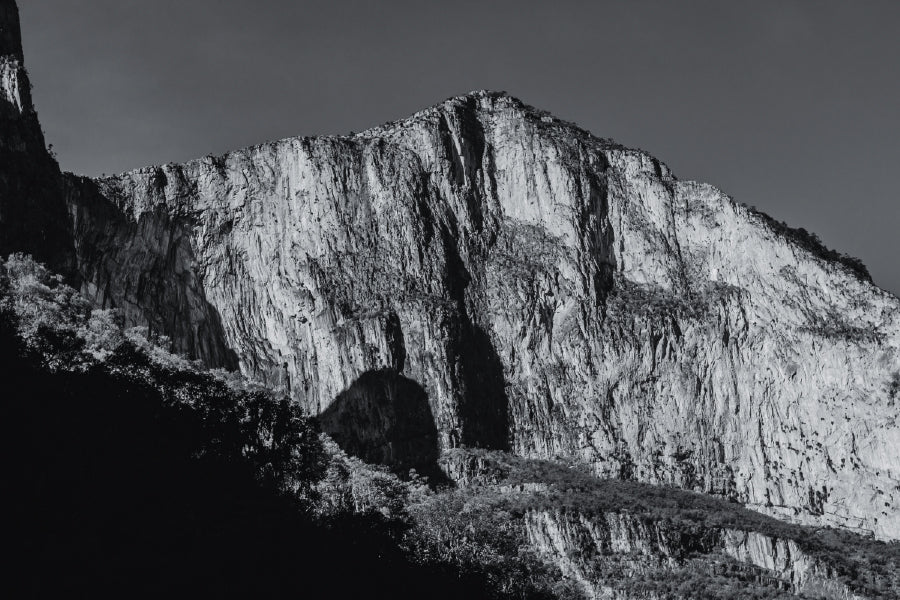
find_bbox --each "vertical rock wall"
[0,0,75,275]
[59,92,900,539]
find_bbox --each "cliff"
[61,91,900,540]
[2,0,898,546]
[0,0,74,274]
[525,510,870,599]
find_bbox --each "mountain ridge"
[88,88,880,297]
[91,90,630,180]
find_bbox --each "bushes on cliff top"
[743,206,872,282]
[1,252,330,495]
[2,252,193,372]
[403,487,585,599]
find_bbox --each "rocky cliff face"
[61,92,900,540]
[442,449,896,599]
[2,0,898,544]
[0,0,74,274]
[526,510,867,599]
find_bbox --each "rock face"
[3,0,898,541]
[0,0,74,274]
[526,510,867,600]
[440,449,893,599]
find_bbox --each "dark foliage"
[0,291,509,598]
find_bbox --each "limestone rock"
[526,510,868,599]
[59,91,900,540]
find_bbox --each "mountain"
[58,92,900,540]
[2,0,899,593]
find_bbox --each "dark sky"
[17,1,899,295]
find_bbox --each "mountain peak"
[67,95,900,539]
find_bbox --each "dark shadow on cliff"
[438,216,511,452]
[318,369,444,480]
[0,99,78,279]
[63,175,239,369]
[437,98,510,452]
[457,322,510,451]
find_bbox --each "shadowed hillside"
[0,256,513,598]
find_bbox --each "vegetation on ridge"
[739,203,872,282]
[440,449,900,599]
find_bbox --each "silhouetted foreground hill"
[1,257,513,598]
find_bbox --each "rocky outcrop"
[525,510,868,600]
[0,0,74,274]
[720,530,864,599]
[2,0,898,543]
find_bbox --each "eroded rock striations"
[2,0,898,544]
[526,510,869,599]
[63,90,900,540]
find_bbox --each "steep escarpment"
[0,0,74,274]
[60,91,900,540]
[2,0,897,545]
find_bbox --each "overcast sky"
[17,0,899,294]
